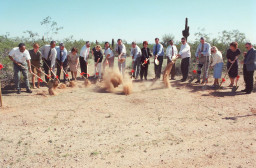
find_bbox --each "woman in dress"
[226,42,241,87]
[210,46,223,87]
[94,45,103,79]
[68,47,79,80]
[140,41,152,80]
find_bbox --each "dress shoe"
[195,80,200,84]
[17,89,21,94]
[241,89,248,92]
[26,89,32,93]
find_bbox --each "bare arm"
[26,60,32,73]
[9,56,20,65]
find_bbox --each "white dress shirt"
[40,45,57,68]
[104,48,114,58]
[80,45,90,61]
[166,45,178,60]
[9,47,31,63]
[211,51,223,66]
[195,42,211,57]
[115,44,127,57]
[179,43,191,59]
[130,45,141,61]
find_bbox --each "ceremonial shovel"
[218,61,235,90]
[31,64,53,80]
[19,64,47,84]
[42,59,60,83]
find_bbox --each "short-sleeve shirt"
[9,47,31,63]
[94,50,103,62]
[115,44,127,57]
[226,49,241,61]
[104,48,114,58]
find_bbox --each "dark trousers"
[43,59,53,82]
[167,59,176,79]
[56,59,68,81]
[181,57,190,80]
[243,65,254,93]
[154,56,163,78]
[140,64,148,80]
[79,56,87,78]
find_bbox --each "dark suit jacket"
[244,48,256,71]
[141,47,152,63]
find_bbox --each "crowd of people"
[7,37,256,94]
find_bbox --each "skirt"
[214,62,223,79]
[227,61,238,78]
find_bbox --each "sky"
[0,0,255,43]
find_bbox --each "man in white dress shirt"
[166,40,178,80]
[177,37,191,82]
[79,41,90,78]
[103,42,114,71]
[40,41,57,82]
[8,43,32,94]
[195,37,211,84]
[131,42,142,79]
[115,39,126,76]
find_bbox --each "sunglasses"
[246,47,249,49]
[181,41,185,42]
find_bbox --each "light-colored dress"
[68,53,79,72]
[211,51,223,79]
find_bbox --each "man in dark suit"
[241,42,256,94]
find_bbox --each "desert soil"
[0,59,256,168]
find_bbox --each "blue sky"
[0,0,255,43]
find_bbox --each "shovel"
[189,59,198,83]
[218,61,235,90]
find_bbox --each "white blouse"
[211,51,223,66]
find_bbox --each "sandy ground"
[1,58,256,168]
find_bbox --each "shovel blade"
[232,86,239,92]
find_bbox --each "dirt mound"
[48,79,59,89]
[48,88,56,95]
[103,69,123,92]
[58,83,66,89]
[163,61,175,88]
[69,81,76,88]
[84,79,91,87]
[122,75,133,95]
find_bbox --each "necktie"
[132,48,135,56]
[172,46,174,56]
[155,45,157,55]
[201,43,204,52]
[60,50,63,61]
[145,48,148,58]
[47,48,51,61]
[118,46,121,55]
